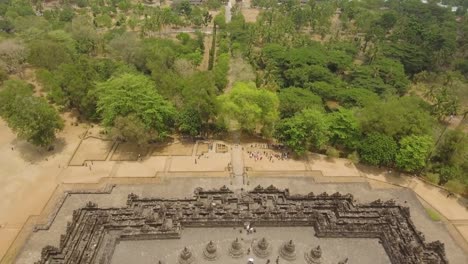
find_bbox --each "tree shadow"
[436,186,468,212]
[355,164,411,186]
[11,137,66,163]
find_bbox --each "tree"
[213,53,229,91]
[329,108,360,149]
[53,58,101,118]
[69,16,99,54]
[278,87,323,118]
[179,72,218,136]
[396,135,433,172]
[0,39,27,74]
[275,109,330,155]
[109,33,143,66]
[429,127,468,185]
[218,82,279,136]
[335,88,380,108]
[96,74,176,141]
[0,80,64,147]
[177,108,202,137]
[359,133,398,167]
[426,85,459,120]
[28,40,73,70]
[111,114,151,146]
[359,97,433,140]
[376,12,397,32]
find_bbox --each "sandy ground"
[307,153,360,177]
[153,142,194,156]
[0,114,86,259]
[111,142,150,161]
[196,142,209,155]
[242,8,260,23]
[69,137,113,165]
[170,152,231,172]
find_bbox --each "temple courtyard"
[1,118,468,263]
[14,179,468,263]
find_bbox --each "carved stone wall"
[36,185,447,264]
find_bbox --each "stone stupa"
[279,240,297,260]
[252,237,272,258]
[228,238,244,258]
[203,241,219,261]
[305,245,322,264]
[178,247,196,264]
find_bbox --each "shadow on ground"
[11,137,66,163]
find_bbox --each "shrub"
[424,173,440,185]
[444,180,465,195]
[326,146,340,158]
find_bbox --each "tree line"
[0,0,467,194]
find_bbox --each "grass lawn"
[425,207,442,221]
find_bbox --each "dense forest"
[0,0,467,193]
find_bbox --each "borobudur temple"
[33,185,448,264]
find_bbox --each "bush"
[326,146,340,158]
[359,133,398,167]
[214,52,229,91]
[0,67,7,84]
[347,151,360,164]
[444,180,466,195]
[424,173,440,185]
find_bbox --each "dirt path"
[198,35,213,71]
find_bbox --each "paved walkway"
[360,167,468,251]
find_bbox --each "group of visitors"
[247,256,280,264]
[194,152,209,164]
[247,150,290,162]
[245,222,256,234]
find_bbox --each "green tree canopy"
[275,109,330,155]
[178,72,218,136]
[329,108,360,149]
[359,133,398,167]
[396,135,433,172]
[434,129,468,167]
[358,97,433,140]
[278,87,323,118]
[218,82,279,136]
[96,74,176,141]
[0,80,64,147]
[28,39,73,70]
[110,114,151,146]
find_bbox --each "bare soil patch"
[241,8,260,23]
[111,143,150,161]
[69,138,113,166]
[196,143,209,155]
[152,142,194,156]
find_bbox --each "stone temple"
[11,177,468,264]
